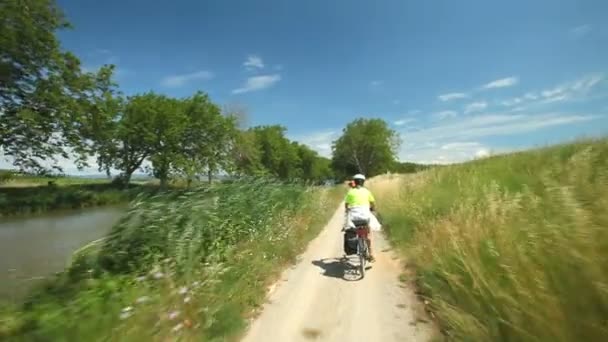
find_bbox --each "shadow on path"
[312,257,363,281]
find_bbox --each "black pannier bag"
[343,229,358,255]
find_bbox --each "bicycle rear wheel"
[358,239,366,278]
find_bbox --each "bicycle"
[344,219,371,278]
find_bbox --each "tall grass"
[370,139,608,341]
[1,179,343,341]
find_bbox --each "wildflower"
[184,296,191,304]
[119,311,132,320]
[135,276,146,282]
[178,286,188,295]
[191,281,201,288]
[152,271,164,279]
[122,306,133,313]
[168,310,180,320]
[172,323,184,332]
[136,296,150,304]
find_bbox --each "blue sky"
[4,0,608,173]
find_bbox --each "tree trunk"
[207,169,212,184]
[122,171,133,189]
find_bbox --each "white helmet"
[353,174,366,180]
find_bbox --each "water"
[0,206,125,300]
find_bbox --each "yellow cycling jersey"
[344,186,375,207]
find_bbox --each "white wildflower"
[172,322,184,332]
[135,296,150,304]
[168,310,180,320]
[119,311,132,320]
[178,286,188,295]
[152,271,164,279]
[184,296,191,304]
[122,306,133,313]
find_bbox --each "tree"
[147,95,186,188]
[250,125,301,180]
[91,93,158,185]
[230,129,263,177]
[0,0,115,172]
[332,118,400,178]
[294,143,333,182]
[177,92,237,184]
[78,65,123,178]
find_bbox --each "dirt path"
[241,204,435,342]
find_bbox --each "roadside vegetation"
[370,138,608,341]
[0,182,154,217]
[0,180,344,341]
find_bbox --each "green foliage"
[2,181,344,340]
[371,138,608,341]
[0,0,117,172]
[177,92,238,184]
[332,118,400,179]
[390,161,432,174]
[249,125,300,179]
[294,143,334,182]
[0,170,14,184]
[231,125,332,183]
[0,182,155,217]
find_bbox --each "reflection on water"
[0,207,125,300]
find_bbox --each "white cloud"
[291,130,340,158]
[401,140,495,164]
[434,110,458,120]
[441,142,482,150]
[243,55,264,70]
[569,24,592,38]
[161,70,214,87]
[540,73,604,103]
[232,74,281,94]
[407,112,597,143]
[394,118,416,126]
[399,112,600,164]
[483,76,519,89]
[499,73,604,108]
[438,92,468,101]
[501,97,524,107]
[464,101,488,114]
[475,149,491,158]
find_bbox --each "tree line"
[1,0,410,186]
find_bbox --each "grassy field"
[369,138,608,341]
[1,180,343,341]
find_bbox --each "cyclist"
[344,173,376,261]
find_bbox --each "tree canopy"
[331,118,401,179]
[0,0,116,172]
